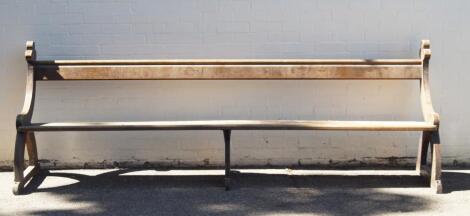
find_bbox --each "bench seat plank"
[19,120,437,131]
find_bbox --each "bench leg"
[430,131,443,194]
[13,132,40,195]
[26,132,40,167]
[223,129,231,190]
[416,131,431,175]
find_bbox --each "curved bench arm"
[420,40,440,126]
[16,41,36,127]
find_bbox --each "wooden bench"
[13,40,442,194]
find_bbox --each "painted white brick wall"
[0,0,469,168]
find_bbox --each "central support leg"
[223,129,231,190]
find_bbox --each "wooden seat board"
[20,120,437,131]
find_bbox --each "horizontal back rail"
[34,64,423,80]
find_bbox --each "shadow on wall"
[18,169,470,215]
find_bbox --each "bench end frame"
[13,41,40,195]
[417,39,442,194]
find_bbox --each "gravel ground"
[1,169,469,216]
